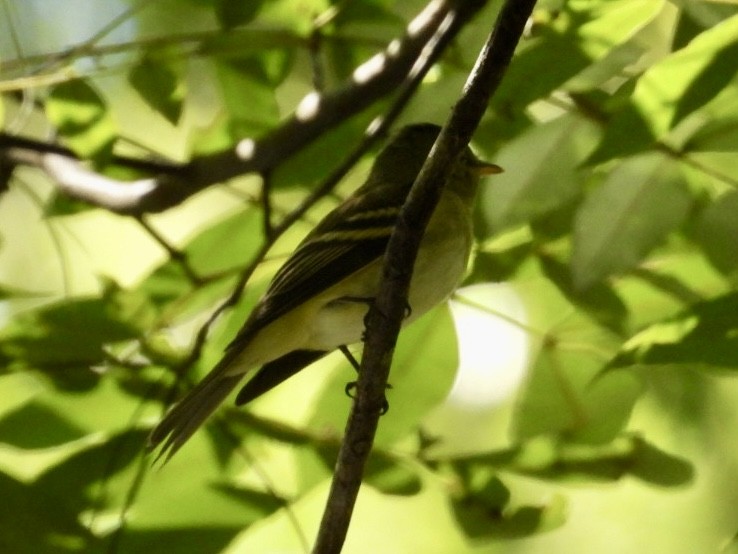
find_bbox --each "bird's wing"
[235,349,329,405]
[225,181,412,351]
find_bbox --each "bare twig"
[311,0,538,552]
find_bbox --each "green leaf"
[364,454,422,496]
[513,342,637,443]
[213,57,281,137]
[477,114,600,233]
[0,471,95,554]
[0,284,46,299]
[0,401,88,448]
[0,285,153,370]
[128,57,185,125]
[612,291,738,371]
[564,0,667,92]
[519,436,693,486]
[450,469,566,539]
[538,254,628,336]
[571,153,692,289]
[270,117,370,189]
[589,13,738,163]
[491,30,590,114]
[45,79,116,161]
[214,0,264,29]
[586,99,656,164]
[185,207,264,275]
[509,275,627,443]
[694,191,738,277]
[671,18,738,128]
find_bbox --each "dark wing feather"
[225,181,412,350]
[235,349,328,405]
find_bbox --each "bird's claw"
[344,381,392,414]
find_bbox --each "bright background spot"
[447,282,530,408]
[424,282,531,454]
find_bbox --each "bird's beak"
[474,160,504,175]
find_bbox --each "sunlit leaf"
[611,291,738,371]
[45,79,116,161]
[589,13,738,162]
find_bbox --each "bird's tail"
[147,358,243,463]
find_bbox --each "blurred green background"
[2,0,738,552]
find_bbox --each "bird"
[147,123,501,460]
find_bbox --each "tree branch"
[0,0,485,216]
[311,0,538,552]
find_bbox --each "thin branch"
[0,0,481,215]
[311,0,538,552]
[260,171,275,241]
[135,216,202,285]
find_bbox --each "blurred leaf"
[364,455,422,496]
[270,117,370,189]
[589,13,738,163]
[199,28,304,56]
[214,0,264,29]
[564,0,667,92]
[466,244,532,283]
[586,102,656,164]
[694,191,738,277]
[538,254,628,336]
[43,193,98,216]
[571,153,692,289]
[213,57,282,137]
[136,261,194,306]
[491,29,590,115]
[0,402,86,448]
[129,57,185,125]
[626,436,694,486]
[0,283,46,299]
[528,196,581,241]
[449,466,566,539]
[46,79,116,161]
[0,372,45,417]
[520,436,693,486]
[671,20,738,127]
[514,341,639,444]
[0,471,95,554]
[116,529,239,554]
[477,113,600,233]
[184,207,264,275]
[611,291,738,371]
[208,482,285,516]
[0,285,153,370]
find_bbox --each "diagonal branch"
[0,0,487,216]
[311,0,538,552]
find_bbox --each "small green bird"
[148,123,501,460]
